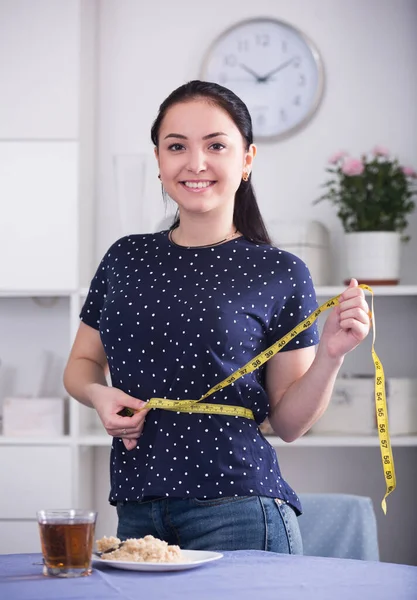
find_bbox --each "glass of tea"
[37,509,97,577]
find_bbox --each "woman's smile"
[180,180,216,192]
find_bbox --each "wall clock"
[201,18,325,141]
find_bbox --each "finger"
[339,317,370,338]
[112,428,143,438]
[103,413,145,433]
[349,277,358,288]
[339,296,369,313]
[113,406,150,428]
[118,393,149,412]
[339,307,370,326]
[339,284,365,302]
[110,420,146,437]
[123,438,138,451]
[118,433,142,441]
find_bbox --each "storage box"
[386,379,417,435]
[309,377,417,436]
[267,219,331,286]
[2,397,65,437]
[310,376,375,436]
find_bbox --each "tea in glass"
[37,509,97,577]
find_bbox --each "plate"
[93,549,223,572]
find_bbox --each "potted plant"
[314,146,417,284]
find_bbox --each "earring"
[242,170,249,182]
[158,174,161,180]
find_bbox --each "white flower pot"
[344,232,401,285]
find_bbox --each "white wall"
[92,0,417,566]
[1,0,416,565]
[95,0,417,284]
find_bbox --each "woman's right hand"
[88,384,150,451]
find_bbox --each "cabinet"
[0,0,79,139]
[0,0,97,553]
[0,0,96,291]
[0,286,416,564]
[0,143,79,290]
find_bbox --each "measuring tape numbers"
[122,284,395,513]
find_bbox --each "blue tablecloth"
[1,551,416,600]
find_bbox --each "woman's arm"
[265,279,370,442]
[63,322,109,408]
[63,322,149,450]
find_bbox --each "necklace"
[168,228,240,249]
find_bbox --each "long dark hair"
[150,80,271,245]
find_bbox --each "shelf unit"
[2,434,416,448]
[315,285,417,297]
[1,285,417,448]
[1,284,417,561]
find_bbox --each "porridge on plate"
[96,534,183,563]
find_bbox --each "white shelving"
[315,285,417,296]
[0,290,76,298]
[268,435,417,447]
[33,434,417,448]
[1,286,417,447]
[1,286,417,563]
[0,437,73,446]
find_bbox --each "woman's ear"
[244,144,257,170]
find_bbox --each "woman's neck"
[170,213,238,248]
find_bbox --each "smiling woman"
[156,106,251,245]
[63,79,371,557]
[150,80,268,248]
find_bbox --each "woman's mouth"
[180,180,216,192]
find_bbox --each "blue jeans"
[116,496,303,554]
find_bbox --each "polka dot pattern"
[80,231,319,513]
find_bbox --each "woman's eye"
[209,143,225,151]
[168,143,185,151]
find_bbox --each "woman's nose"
[187,150,207,173]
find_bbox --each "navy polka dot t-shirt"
[80,231,319,514]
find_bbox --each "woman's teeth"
[183,181,212,189]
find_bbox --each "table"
[1,551,416,600]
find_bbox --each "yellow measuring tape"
[125,284,395,513]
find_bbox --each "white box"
[2,397,65,437]
[386,379,417,435]
[310,377,417,436]
[310,376,375,436]
[0,142,78,291]
[267,219,331,286]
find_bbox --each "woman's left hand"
[320,278,371,360]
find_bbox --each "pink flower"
[341,158,365,176]
[328,150,348,164]
[402,166,416,177]
[372,145,390,157]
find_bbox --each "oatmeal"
[96,534,183,563]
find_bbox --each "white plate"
[93,549,223,572]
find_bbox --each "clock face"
[201,18,325,141]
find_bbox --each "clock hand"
[260,56,298,82]
[238,63,263,82]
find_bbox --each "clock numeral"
[281,40,288,53]
[218,73,228,84]
[293,95,301,106]
[238,39,249,52]
[280,109,287,122]
[298,74,306,86]
[224,54,237,67]
[256,34,270,47]
[257,114,266,127]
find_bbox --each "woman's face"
[155,99,256,218]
